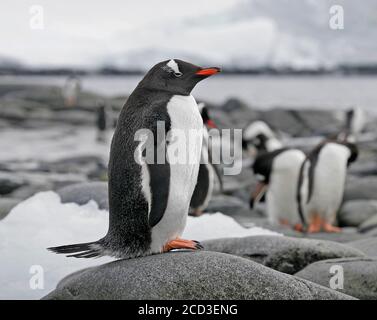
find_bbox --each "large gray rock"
[358,214,377,233]
[295,257,377,300]
[43,251,354,300]
[338,200,377,227]
[345,176,377,201]
[202,236,364,274]
[0,198,20,220]
[347,238,377,257]
[56,182,109,209]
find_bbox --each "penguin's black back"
[105,86,173,255]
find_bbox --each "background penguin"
[298,140,358,233]
[242,121,283,156]
[337,106,366,142]
[250,148,306,230]
[62,74,81,107]
[96,102,107,143]
[48,59,221,258]
[189,103,223,216]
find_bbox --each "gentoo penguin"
[298,140,358,233]
[337,106,366,142]
[48,59,221,258]
[62,75,81,107]
[242,121,282,156]
[189,104,223,216]
[250,148,306,230]
[96,102,107,143]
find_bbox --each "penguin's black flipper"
[144,106,171,228]
[47,241,102,258]
[148,162,170,227]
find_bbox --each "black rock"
[43,251,354,300]
[202,236,364,274]
[56,182,109,209]
[0,173,26,195]
[295,257,377,300]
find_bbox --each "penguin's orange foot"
[322,223,341,233]
[307,214,322,233]
[293,223,304,232]
[163,238,203,252]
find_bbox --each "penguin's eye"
[174,71,183,77]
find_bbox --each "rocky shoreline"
[1,83,377,300]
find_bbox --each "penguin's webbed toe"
[163,238,203,252]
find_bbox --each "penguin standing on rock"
[48,59,221,258]
[189,104,223,216]
[298,140,358,233]
[250,148,306,230]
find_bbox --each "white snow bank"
[0,192,113,300]
[0,191,279,299]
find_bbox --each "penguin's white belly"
[308,157,346,222]
[150,94,203,252]
[267,150,305,225]
[306,144,349,223]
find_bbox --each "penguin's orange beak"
[196,67,221,76]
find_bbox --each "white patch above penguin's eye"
[163,59,183,77]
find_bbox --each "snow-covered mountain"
[97,0,377,70]
[1,0,376,70]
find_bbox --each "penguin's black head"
[250,134,269,152]
[138,59,221,95]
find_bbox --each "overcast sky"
[1,0,376,69]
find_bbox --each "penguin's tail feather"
[47,241,103,258]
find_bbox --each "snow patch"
[0,191,278,299]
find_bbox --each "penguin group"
[246,107,363,233]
